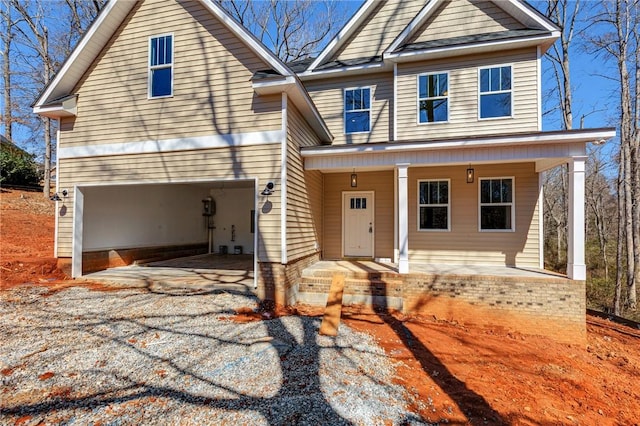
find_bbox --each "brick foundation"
[298,270,586,344]
[256,251,321,304]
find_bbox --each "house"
[34,0,614,342]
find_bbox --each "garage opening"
[74,179,257,287]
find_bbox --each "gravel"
[0,284,431,425]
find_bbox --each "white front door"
[343,191,374,257]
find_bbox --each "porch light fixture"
[350,172,358,187]
[261,181,275,196]
[466,167,474,183]
[49,189,68,202]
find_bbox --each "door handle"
[369,222,373,233]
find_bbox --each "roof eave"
[385,32,559,62]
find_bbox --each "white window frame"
[477,64,513,120]
[418,179,451,232]
[148,33,174,99]
[344,86,372,134]
[417,72,449,125]
[478,176,515,232]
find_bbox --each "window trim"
[148,33,174,99]
[416,71,450,125]
[477,64,513,120]
[417,178,451,232]
[478,176,516,232]
[343,86,372,135]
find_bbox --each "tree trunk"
[1,0,13,141]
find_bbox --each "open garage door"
[73,179,257,286]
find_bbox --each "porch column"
[567,156,587,280]
[397,163,409,273]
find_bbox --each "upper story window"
[479,65,511,119]
[419,179,450,231]
[149,34,173,98]
[479,177,514,231]
[418,73,448,123]
[344,87,371,134]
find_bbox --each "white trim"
[393,167,398,262]
[251,76,296,93]
[504,0,560,32]
[58,130,284,159]
[397,164,410,273]
[301,129,617,157]
[298,62,387,80]
[385,0,443,54]
[478,64,514,120]
[54,130,60,258]
[148,33,174,99]
[253,179,259,289]
[342,190,375,258]
[417,179,451,232]
[538,172,544,269]
[307,0,378,72]
[280,93,288,264]
[536,46,542,131]
[567,156,587,280]
[393,63,398,141]
[384,34,559,62]
[344,86,372,135]
[72,186,84,278]
[478,176,516,232]
[417,71,450,125]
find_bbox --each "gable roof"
[33,0,332,142]
[300,0,560,77]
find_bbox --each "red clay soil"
[3,189,640,425]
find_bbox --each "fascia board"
[494,0,560,32]
[33,0,135,109]
[307,0,379,72]
[384,33,559,62]
[297,62,388,81]
[301,129,617,157]
[384,0,444,55]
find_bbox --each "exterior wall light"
[466,168,474,183]
[350,173,358,188]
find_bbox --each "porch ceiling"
[301,128,616,172]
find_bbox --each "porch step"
[319,274,345,336]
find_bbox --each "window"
[418,73,448,123]
[479,65,511,119]
[149,34,173,98]
[418,180,449,231]
[344,87,371,133]
[350,197,367,209]
[479,178,514,231]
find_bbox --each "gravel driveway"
[0,284,428,425]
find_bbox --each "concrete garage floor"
[83,254,255,294]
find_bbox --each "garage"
[73,179,258,287]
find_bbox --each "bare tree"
[587,0,639,313]
[218,0,341,62]
[1,0,17,141]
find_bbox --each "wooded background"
[1,0,638,320]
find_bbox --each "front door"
[343,191,374,257]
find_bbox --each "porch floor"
[303,260,568,281]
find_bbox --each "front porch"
[294,260,585,343]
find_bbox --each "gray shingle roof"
[395,29,552,53]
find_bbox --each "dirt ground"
[2,188,640,425]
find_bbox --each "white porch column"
[567,156,587,280]
[397,163,409,273]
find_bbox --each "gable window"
[479,65,511,119]
[344,87,371,133]
[479,177,514,231]
[418,73,448,123]
[419,179,450,231]
[149,34,173,98]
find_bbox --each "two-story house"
[34,0,614,342]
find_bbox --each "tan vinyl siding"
[286,103,323,261]
[408,163,540,267]
[335,0,426,61]
[411,0,525,44]
[56,144,283,262]
[62,0,281,147]
[323,171,394,259]
[396,48,539,140]
[305,73,392,145]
